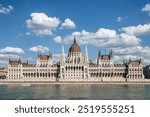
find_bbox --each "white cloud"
[113,55,139,63]
[53,36,62,44]
[52,54,61,62]
[61,18,76,29]
[116,16,127,22]
[0,54,19,58]
[113,46,150,65]
[113,54,150,66]
[0,47,23,64]
[113,46,150,56]
[0,4,13,14]
[21,57,33,63]
[96,28,117,38]
[0,60,8,66]
[117,17,123,22]
[61,28,140,48]
[54,28,148,65]
[25,32,31,35]
[29,45,49,53]
[122,23,150,35]
[142,3,150,16]
[26,13,60,36]
[0,47,24,54]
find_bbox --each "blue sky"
[0,0,150,66]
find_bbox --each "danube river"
[0,84,150,100]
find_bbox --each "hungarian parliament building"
[7,37,145,82]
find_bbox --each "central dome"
[69,37,81,53]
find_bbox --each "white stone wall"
[127,64,144,80]
[7,64,22,79]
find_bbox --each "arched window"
[82,66,84,71]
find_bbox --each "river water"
[0,84,150,100]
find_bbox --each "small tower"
[98,49,101,57]
[61,44,65,63]
[97,49,101,65]
[84,44,88,63]
[109,49,113,59]
[37,52,40,64]
[74,35,76,44]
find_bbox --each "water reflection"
[0,84,150,100]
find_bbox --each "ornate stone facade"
[7,37,145,82]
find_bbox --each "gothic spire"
[110,49,112,55]
[61,44,65,63]
[98,49,101,57]
[74,35,76,44]
[62,44,65,55]
[84,44,88,62]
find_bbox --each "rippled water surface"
[0,84,150,100]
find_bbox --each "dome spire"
[74,35,76,44]
[68,35,81,53]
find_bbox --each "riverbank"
[1,80,150,85]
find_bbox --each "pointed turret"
[129,58,131,63]
[19,58,21,63]
[110,49,112,55]
[139,58,141,64]
[62,45,64,55]
[109,49,113,59]
[38,51,40,57]
[98,49,101,57]
[97,49,101,65]
[84,44,88,62]
[74,35,76,44]
[61,44,65,63]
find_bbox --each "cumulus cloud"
[26,13,60,36]
[25,32,31,35]
[53,36,62,44]
[116,16,127,22]
[96,28,117,38]
[113,54,150,65]
[0,47,24,54]
[122,23,150,36]
[112,46,150,65]
[0,60,8,66]
[113,55,139,63]
[61,18,76,29]
[29,45,49,53]
[142,3,150,16]
[113,46,150,56]
[0,4,13,14]
[52,54,61,62]
[60,28,140,48]
[53,27,150,65]
[117,17,123,22]
[0,47,23,64]
[0,54,19,58]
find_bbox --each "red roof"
[69,37,81,53]
[129,60,140,65]
[39,55,52,60]
[9,60,21,65]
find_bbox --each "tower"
[84,44,88,63]
[109,49,113,60]
[61,44,65,63]
[68,36,82,64]
[97,49,101,64]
